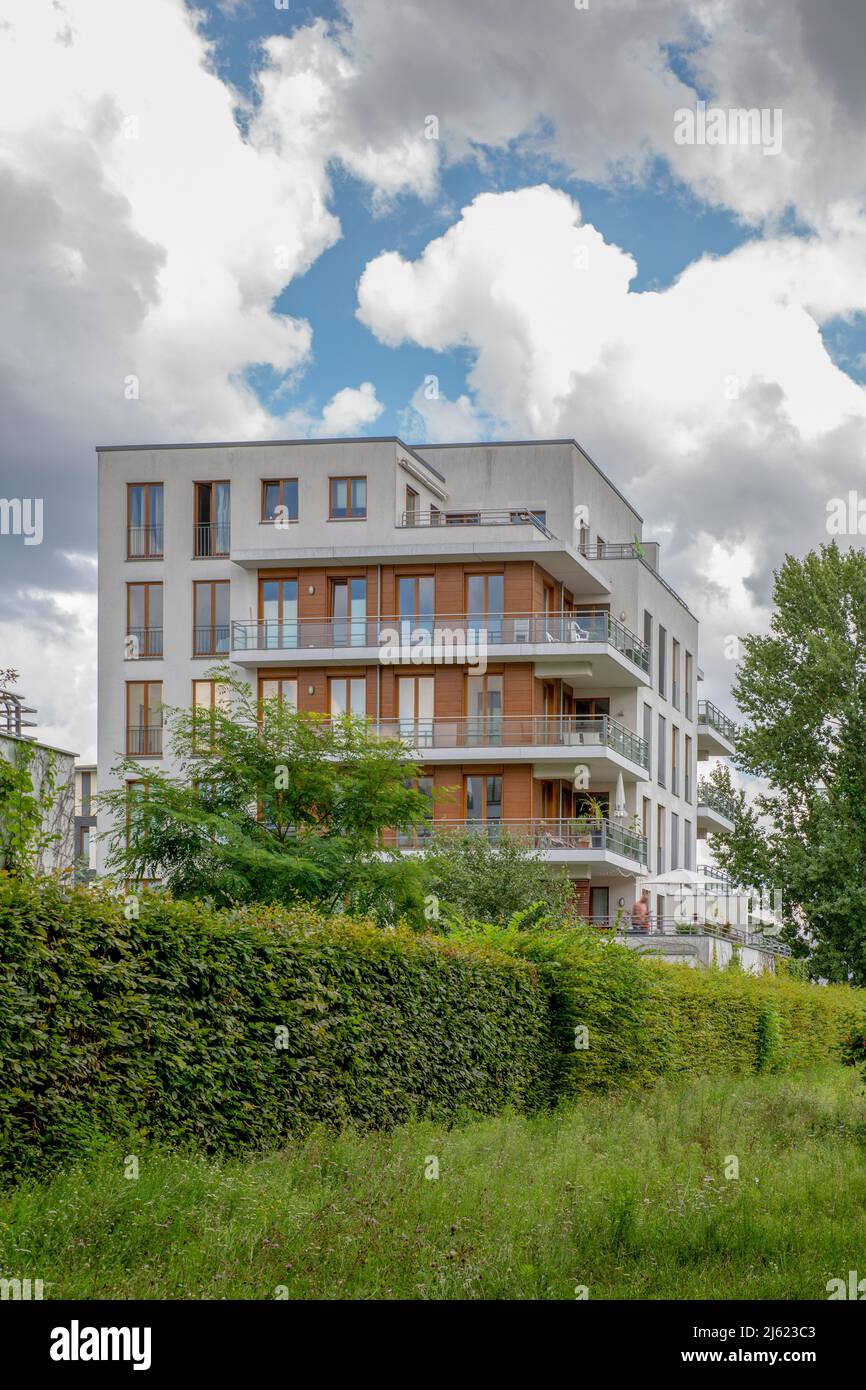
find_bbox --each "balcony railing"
[578,538,692,614]
[194,624,231,657]
[697,780,736,821]
[126,627,164,659]
[231,611,649,671]
[126,724,163,756]
[193,522,230,558]
[697,699,737,742]
[373,714,649,768]
[394,817,647,864]
[398,508,555,539]
[127,524,164,559]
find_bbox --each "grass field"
[3,1066,866,1300]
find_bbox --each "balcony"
[697,699,737,758]
[193,522,230,558]
[194,624,231,658]
[696,780,735,836]
[126,627,163,659]
[394,817,647,868]
[126,724,162,757]
[231,610,649,681]
[578,538,693,614]
[127,525,163,560]
[399,508,554,538]
[373,714,649,777]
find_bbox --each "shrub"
[0,875,547,1180]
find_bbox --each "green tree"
[422,828,576,927]
[0,739,61,876]
[99,665,431,925]
[714,543,866,983]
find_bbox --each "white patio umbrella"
[614,771,626,819]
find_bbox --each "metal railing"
[697,699,737,742]
[194,624,231,657]
[126,627,164,659]
[399,508,555,539]
[193,522,230,557]
[127,524,164,559]
[393,817,647,864]
[373,714,649,768]
[126,724,163,756]
[578,538,693,614]
[620,918,789,955]
[697,780,736,821]
[230,610,649,670]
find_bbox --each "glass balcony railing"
[697,700,737,742]
[696,781,736,821]
[230,611,649,672]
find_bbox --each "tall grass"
[2,1067,865,1300]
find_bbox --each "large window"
[671,812,679,870]
[397,674,434,745]
[329,477,366,519]
[684,820,692,870]
[672,638,680,709]
[466,573,504,640]
[126,681,162,757]
[127,483,163,559]
[77,770,93,816]
[126,581,163,658]
[684,734,693,801]
[658,625,667,697]
[259,577,298,650]
[657,714,666,787]
[465,774,502,831]
[194,580,230,656]
[192,679,230,749]
[643,704,653,779]
[643,609,652,657]
[262,479,298,524]
[193,481,230,557]
[685,651,694,719]
[466,672,503,743]
[259,678,298,710]
[656,805,665,875]
[671,724,679,796]
[329,676,367,718]
[331,577,367,646]
[398,575,434,636]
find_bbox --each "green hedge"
[452,923,865,1100]
[2,877,864,1180]
[0,876,547,1179]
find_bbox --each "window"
[126,681,162,756]
[331,577,367,647]
[259,678,298,710]
[643,704,653,779]
[76,824,91,866]
[329,676,366,718]
[466,573,504,640]
[127,483,163,559]
[465,774,502,832]
[466,673,503,743]
[193,679,230,748]
[330,477,366,519]
[657,714,666,787]
[193,482,230,557]
[126,582,163,659]
[672,638,680,709]
[259,577,298,650]
[658,625,667,697]
[685,735,693,802]
[671,725,679,796]
[684,821,692,870]
[685,651,694,719]
[405,486,419,523]
[671,812,679,870]
[262,479,298,524]
[656,805,665,875]
[397,775,434,845]
[77,770,92,817]
[589,886,610,925]
[194,580,230,656]
[397,674,434,745]
[398,576,434,637]
[643,610,652,656]
[642,796,651,866]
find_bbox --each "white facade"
[95,435,733,919]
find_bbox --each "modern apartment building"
[95,437,735,921]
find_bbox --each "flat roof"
[95,435,447,484]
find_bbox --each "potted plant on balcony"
[569,796,606,849]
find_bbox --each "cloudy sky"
[2,0,866,761]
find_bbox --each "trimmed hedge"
[0,876,547,1179]
[2,877,864,1179]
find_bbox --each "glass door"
[332,577,367,647]
[397,675,434,745]
[466,673,503,745]
[259,578,298,650]
[466,574,503,642]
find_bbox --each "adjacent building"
[95,436,736,920]
[0,686,77,874]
